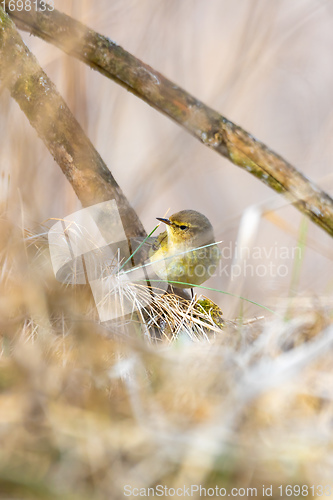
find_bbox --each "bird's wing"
[151,231,167,252]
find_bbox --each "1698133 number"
[278,485,332,496]
[1,1,54,12]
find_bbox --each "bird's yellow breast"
[149,240,220,288]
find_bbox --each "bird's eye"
[179,225,188,230]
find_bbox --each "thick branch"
[0,6,146,239]
[5,0,333,237]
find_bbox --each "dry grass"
[0,216,331,499]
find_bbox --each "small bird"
[149,210,221,289]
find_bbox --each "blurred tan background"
[1,0,332,316]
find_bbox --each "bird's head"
[157,210,215,248]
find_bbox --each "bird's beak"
[156,217,172,226]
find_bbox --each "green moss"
[229,148,286,194]
[195,297,224,327]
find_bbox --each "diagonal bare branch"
[4,0,333,237]
[0,5,146,240]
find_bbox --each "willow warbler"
[149,210,221,288]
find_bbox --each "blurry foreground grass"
[0,214,332,499]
